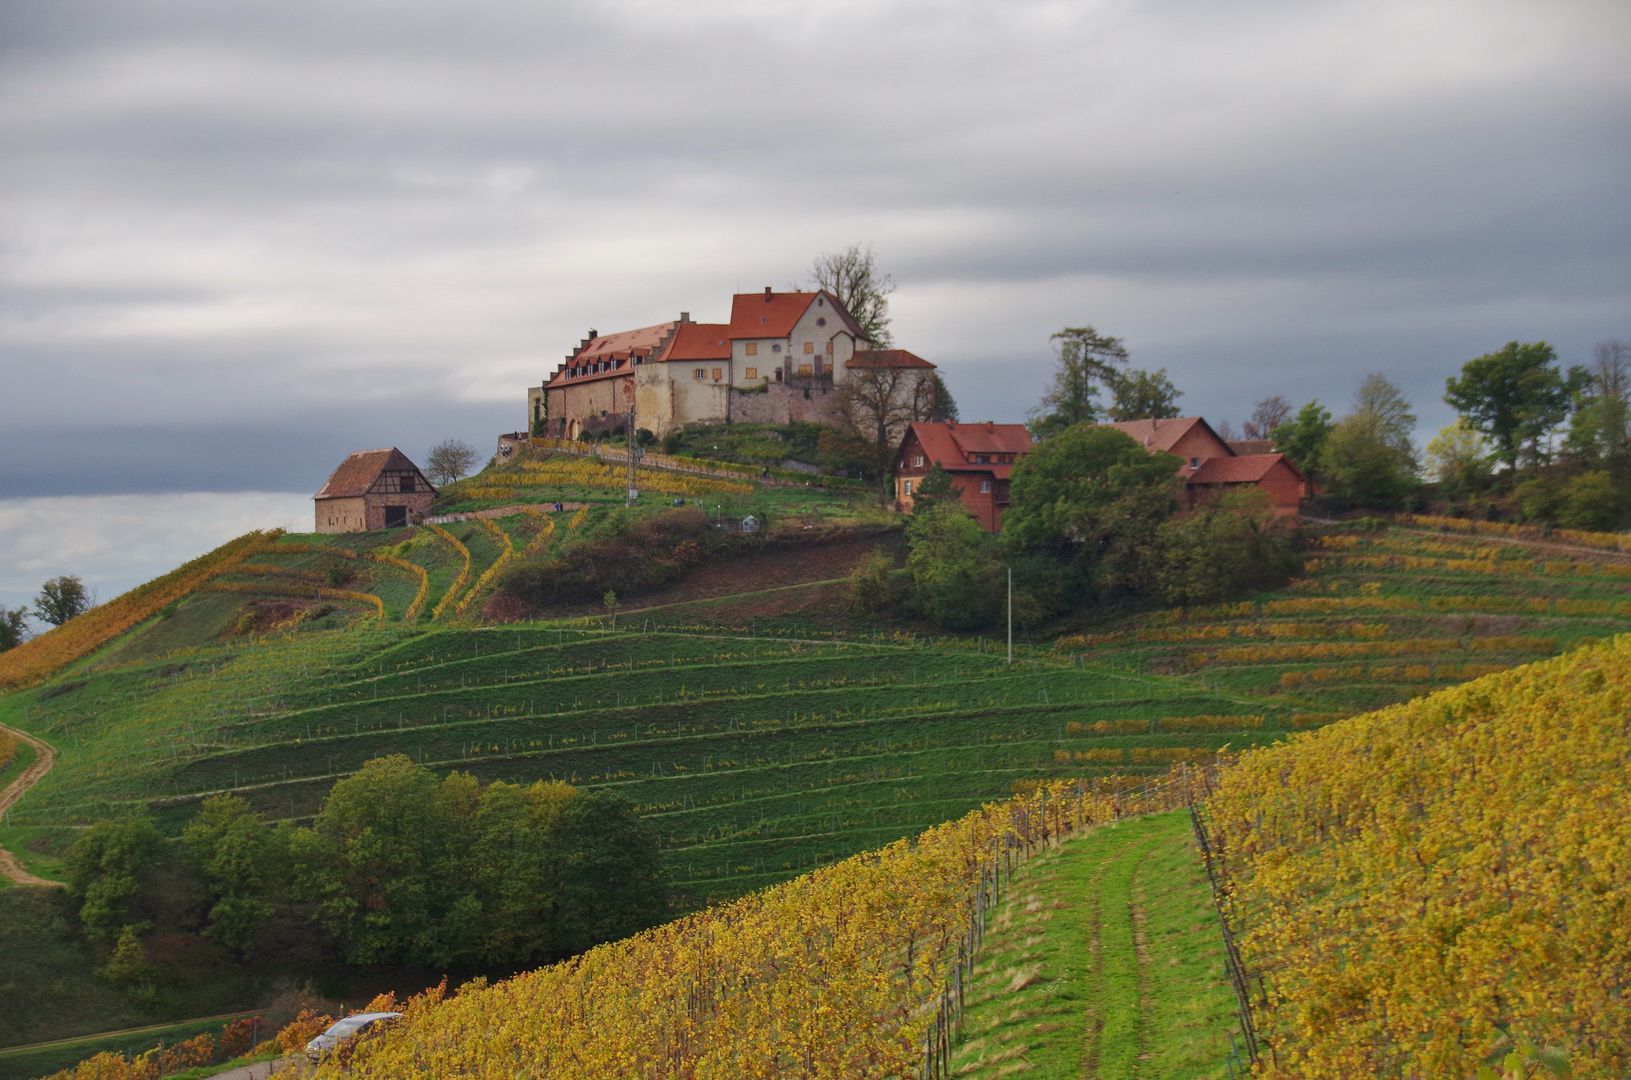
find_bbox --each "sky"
[2,0,1628,615]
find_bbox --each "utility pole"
[1007,565,1013,666]
[625,408,638,507]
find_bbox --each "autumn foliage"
[1205,634,1631,1078]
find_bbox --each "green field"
[950,811,1239,1079]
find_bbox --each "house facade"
[892,421,1035,531]
[1098,417,1308,517]
[532,289,937,439]
[313,448,436,533]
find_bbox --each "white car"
[305,1011,402,1063]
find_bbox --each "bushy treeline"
[498,507,735,608]
[854,425,1302,630]
[64,756,667,983]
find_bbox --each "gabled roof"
[727,289,864,341]
[848,349,935,370]
[314,448,432,500]
[944,421,1033,456]
[660,323,732,362]
[1097,417,1220,454]
[1189,453,1303,485]
[571,320,681,363]
[899,422,1033,472]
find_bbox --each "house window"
[975,455,988,464]
[746,343,758,356]
[903,480,914,495]
[1189,457,1199,468]
[745,367,757,379]
[712,368,722,381]
[798,364,813,376]
[772,344,783,353]
[980,480,992,493]
[694,368,706,380]
[803,342,814,354]
[912,455,924,468]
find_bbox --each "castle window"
[694,368,706,380]
[746,343,758,356]
[825,341,833,354]
[772,344,783,353]
[712,368,722,381]
[817,296,825,306]
[745,367,757,379]
[798,364,812,376]
[803,342,814,354]
[816,317,826,326]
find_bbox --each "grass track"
[951,811,1236,1079]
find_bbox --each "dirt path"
[0,721,62,886]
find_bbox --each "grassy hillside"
[1205,632,1630,1078]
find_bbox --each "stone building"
[531,289,938,439]
[312,448,436,533]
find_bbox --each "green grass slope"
[950,811,1238,1080]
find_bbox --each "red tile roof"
[661,323,732,362]
[899,422,1033,471]
[573,321,680,362]
[1189,453,1302,484]
[1097,417,1215,454]
[726,289,865,341]
[848,349,935,370]
[314,448,431,499]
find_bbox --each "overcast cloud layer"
[1,0,1628,605]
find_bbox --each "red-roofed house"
[892,421,1035,531]
[1098,417,1308,517]
[313,448,436,533]
[532,288,936,439]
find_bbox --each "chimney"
[764,286,772,301]
[986,420,994,432]
[587,329,598,340]
[679,312,690,323]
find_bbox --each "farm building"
[312,448,436,533]
[530,288,939,440]
[1098,417,1309,517]
[892,421,1035,531]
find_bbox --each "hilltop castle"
[528,288,937,440]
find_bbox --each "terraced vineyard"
[0,622,1283,899]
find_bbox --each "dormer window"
[1189,457,1200,469]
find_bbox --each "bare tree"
[832,366,936,476]
[425,439,480,486]
[1591,338,1629,400]
[1244,395,1293,440]
[809,243,894,346]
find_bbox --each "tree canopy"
[1444,341,1579,473]
[1270,400,1334,476]
[35,575,91,626]
[1321,374,1420,508]
[425,439,480,486]
[1026,327,1130,439]
[1105,367,1183,421]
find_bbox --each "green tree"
[65,817,167,947]
[0,607,28,652]
[1444,341,1580,473]
[809,243,894,346]
[34,575,91,626]
[1270,401,1334,476]
[469,779,577,964]
[102,925,159,988]
[547,790,668,956]
[1026,327,1130,439]
[181,796,279,958]
[310,755,478,966]
[1153,491,1301,605]
[1321,375,1420,508]
[929,373,959,422]
[910,461,961,513]
[1425,419,1494,498]
[1003,425,1180,599]
[905,501,1003,630]
[1105,367,1182,421]
[1557,471,1624,531]
[1562,339,1629,473]
[848,549,909,617]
